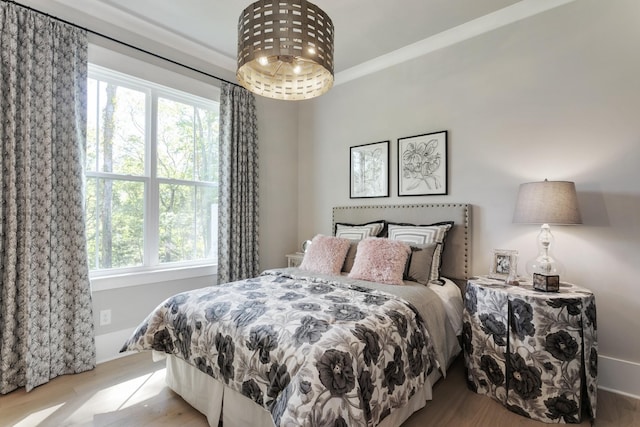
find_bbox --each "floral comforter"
[121,269,441,426]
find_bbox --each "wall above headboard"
[332,204,471,283]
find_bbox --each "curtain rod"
[3,0,241,88]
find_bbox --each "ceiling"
[96,0,521,72]
[26,0,573,82]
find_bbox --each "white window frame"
[87,64,219,291]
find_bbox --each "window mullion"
[86,65,219,276]
[145,90,160,267]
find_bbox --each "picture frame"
[489,249,519,280]
[350,140,389,198]
[398,130,448,196]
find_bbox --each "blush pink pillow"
[348,238,411,285]
[299,234,351,275]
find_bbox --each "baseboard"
[599,355,640,399]
[95,327,136,364]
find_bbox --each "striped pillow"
[334,221,385,240]
[387,222,453,284]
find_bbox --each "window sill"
[90,263,217,292]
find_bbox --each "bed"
[121,203,471,427]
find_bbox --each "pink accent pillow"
[299,234,351,275]
[348,238,411,285]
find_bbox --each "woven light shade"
[237,0,334,101]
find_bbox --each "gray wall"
[298,0,640,382]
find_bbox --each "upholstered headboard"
[332,204,471,283]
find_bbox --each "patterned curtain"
[217,82,259,283]
[0,3,95,393]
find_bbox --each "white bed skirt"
[157,351,442,427]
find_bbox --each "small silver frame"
[489,249,518,280]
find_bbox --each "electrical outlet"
[99,309,112,326]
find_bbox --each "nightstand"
[285,252,305,268]
[462,277,598,423]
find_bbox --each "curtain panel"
[217,83,259,284]
[0,2,95,393]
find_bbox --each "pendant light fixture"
[237,0,334,101]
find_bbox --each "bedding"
[404,243,438,285]
[121,268,454,427]
[334,220,385,239]
[334,221,385,273]
[387,222,453,284]
[429,278,465,337]
[347,238,411,285]
[342,241,359,272]
[298,234,350,275]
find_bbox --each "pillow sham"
[299,234,351,275]
[404,242,438,285]
[334,221,385,239]
[387,221,453,284]
[348,238,411,286]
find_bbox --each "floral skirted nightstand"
[462,277,598,423]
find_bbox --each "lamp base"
[532,273,560,292]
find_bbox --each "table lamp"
[513,180,582,289]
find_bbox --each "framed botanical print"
[350,140,389,198]
[398,130,448,196]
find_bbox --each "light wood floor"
[1,352,638,426]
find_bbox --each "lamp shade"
[513,180,582,225]
[237,0,334,101]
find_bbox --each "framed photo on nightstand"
[489,249,518,280]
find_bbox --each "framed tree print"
[398,130,448,196]
[350,140,389,198]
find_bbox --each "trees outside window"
[86,66,219,272]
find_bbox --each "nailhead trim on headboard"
[332,204,471,281]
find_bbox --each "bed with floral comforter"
[121,269,453,426]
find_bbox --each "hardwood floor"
[1,352,638,426]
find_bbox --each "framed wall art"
[350,140,389,198]
[398,130,447,196]
[489,249,518,281]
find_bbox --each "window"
[86,65,219,275]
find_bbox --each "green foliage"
[86,77,219,271]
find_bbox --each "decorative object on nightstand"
[301,239,312,253]
[286,252,305,268]
[532,272,559,292]
[462,277,598,423]
[513,179,582,285]
[488,249,518,284]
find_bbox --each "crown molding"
[335,0,577,86]
[52,0,237,72]
[41,0,575,85]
